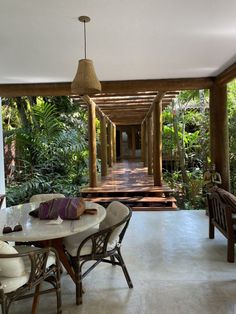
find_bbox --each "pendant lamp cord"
[84,20,87,59]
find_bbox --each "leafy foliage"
[163,89,209,209]
[228,79,236,192]
[3,97,89,206]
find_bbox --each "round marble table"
[0,201,106,242]
[0,201,106,282]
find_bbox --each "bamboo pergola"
[0,62,236,190]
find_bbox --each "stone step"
[81,185,174,196]
[81,190,173,198]
[132,206,178,211]
[84,196,178,210]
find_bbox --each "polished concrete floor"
[12,211,236,314]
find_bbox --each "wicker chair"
[207,191,236,262]
[0,243,62,313]
[63,201,133,305]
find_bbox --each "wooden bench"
[207,189,236,262]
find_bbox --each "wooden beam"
[94,100,153,106]
[116,121,142,126]
[215,62,236,86]
[91,91,179,97]
[103,109,148,115]
[100,105,151,110]
[143,92,166,122]
[90,96,175,103]
[0,78,213,97]
[92,96,155,102]
[0,82,71,97]
[101,78,213,93]
[82,95,114,125]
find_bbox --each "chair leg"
[76,264,83,305]
[32,284,41,314]
[110,255,116,265]
[71,257,83,305]
[227,239,235,263]
[115,249,133,288]
[209,220,215,239]
[55,277,62,314]
[1,296,7,314]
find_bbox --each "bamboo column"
[100,114,108,177]
[87,100,97,187]
[144,120,148,167]
[112,124,116,162]
[143,91,166,179]
[107,121,113,167]
[120,129,123,160]
[131,126,136,159]
[141,122,145,162]
[147,114,153,175]
[209,84,230,190]
[153,99,163,186]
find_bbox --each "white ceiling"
[0,0,235,84]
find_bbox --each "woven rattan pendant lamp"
[71,16,101,95]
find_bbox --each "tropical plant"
[3,96,89,206]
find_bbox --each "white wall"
[0,97,6,207]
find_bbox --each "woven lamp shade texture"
[71,59,101,95]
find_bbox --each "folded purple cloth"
[37,197,86,220]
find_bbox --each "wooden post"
[153,99,163,186]
[131,126,136,159]
[141,123,145,162]
[100,114,108,177]
[147,115,153,175]
[209,84,230,190]
[88,101,97,187]
[112,124,116,162]
[120,130,123,160]
[144,120,148,167]
[108,121,113,167]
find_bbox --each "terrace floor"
[81,161,177,210]
[14,210,236,314]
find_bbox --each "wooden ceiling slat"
[92,97,175,104]
[92,95,177,101]
[72,91,179,100]
[76,91,175,125]
[80,104,151,110]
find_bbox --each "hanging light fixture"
[71,16,101,95]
